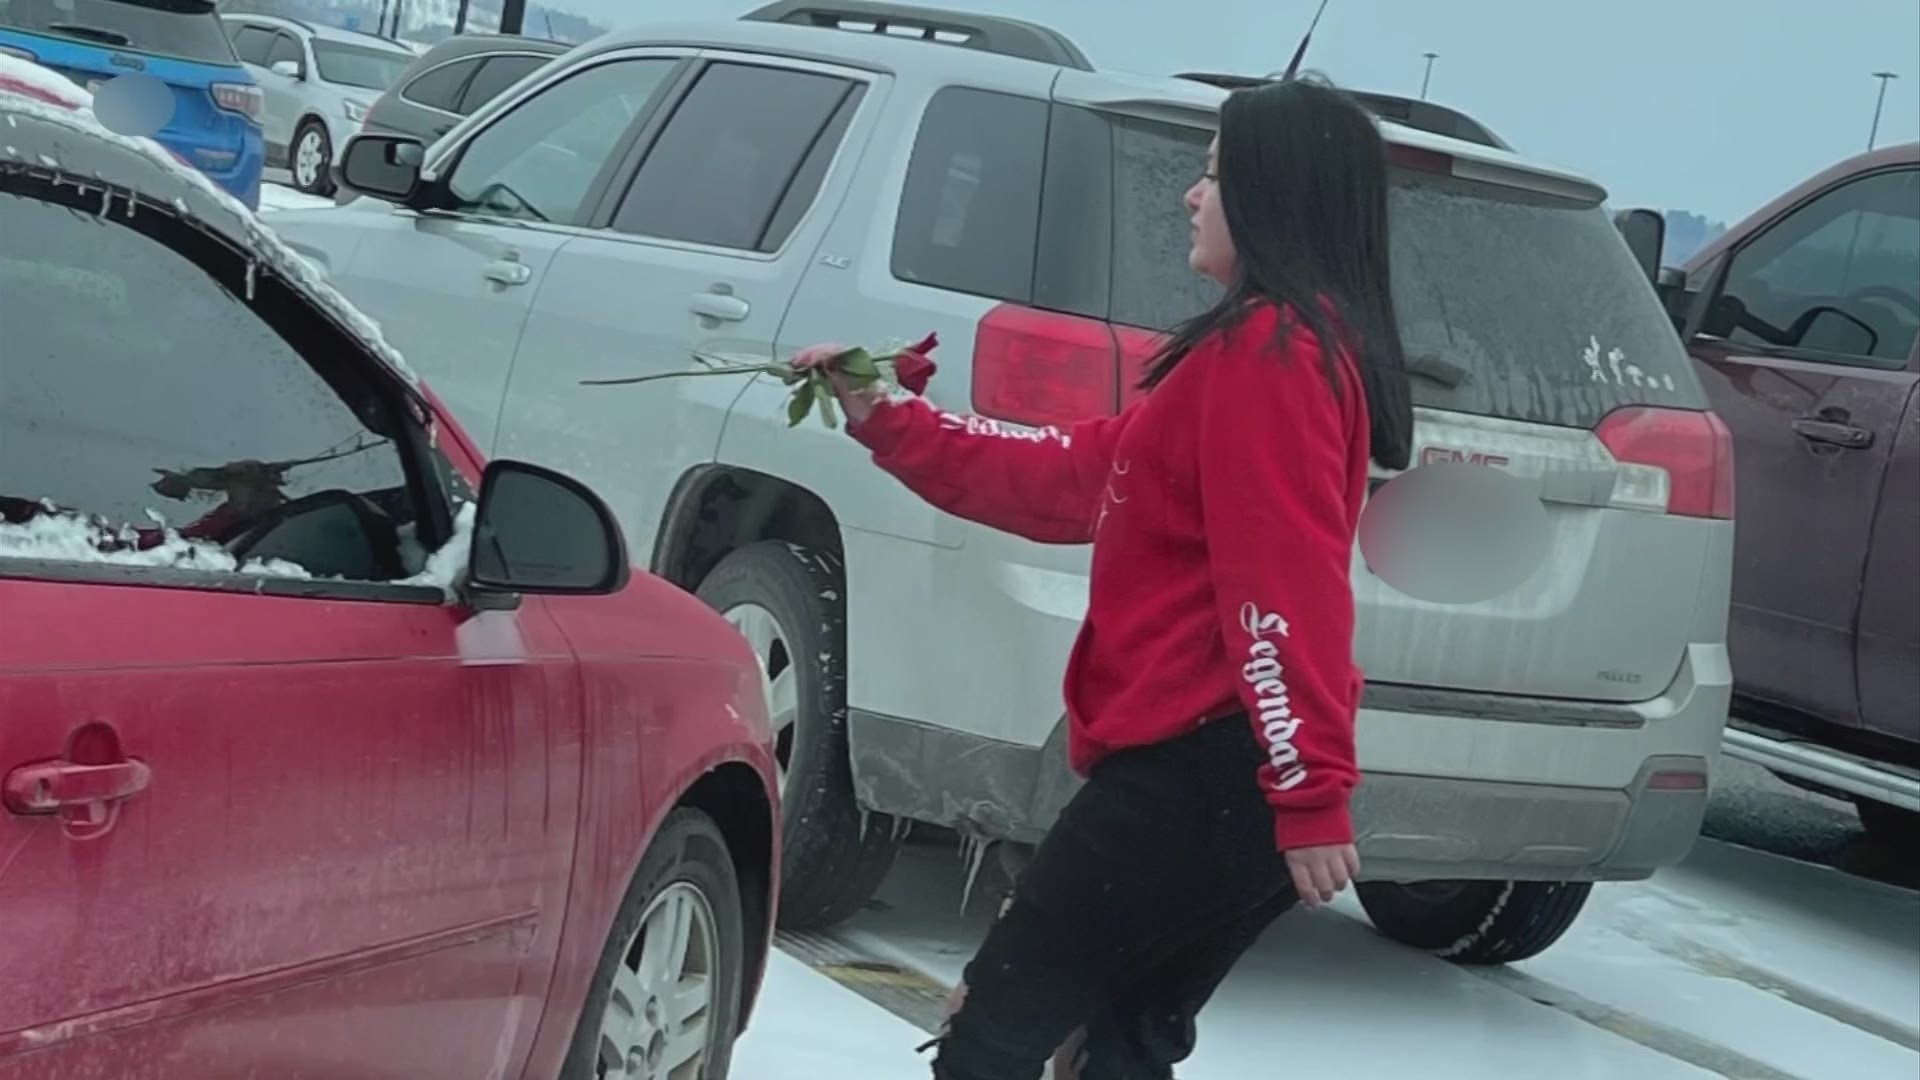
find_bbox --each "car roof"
[580,14,1607,204]
[0,61,422,397]
[1686,141,1920,271]
[414,33,570,61]
[221,12,415,53]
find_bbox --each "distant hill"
[1662,210,1728,266]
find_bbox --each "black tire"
[289,119,334,196]
[560,808,745,1080]
[1356,879,1592,965]
[1855,797,1920,851]
[696,541,900,929]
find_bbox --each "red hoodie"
[850,302,1372,851]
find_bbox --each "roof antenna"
[1280,0,1332,81]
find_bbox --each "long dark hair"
[1140,77,1414,470]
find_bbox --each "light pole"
[1868,71,1899,150]
[1420,52,1438,100]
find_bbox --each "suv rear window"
[1096,113,1706,427]
[0,0,237,65]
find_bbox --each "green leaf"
[818,386,839,430]
[787,382,814,427]
[835,347,880,379]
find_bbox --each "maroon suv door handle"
[3,758,152,818]
[1792,418,1875,450]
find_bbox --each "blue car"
[0,0,264,208]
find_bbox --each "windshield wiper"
[46,22,133,46]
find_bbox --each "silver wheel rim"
[598,882,719,1080]
[294,129,325,188]
[723,603,798,798]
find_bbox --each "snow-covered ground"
[260,182,339,213]
[739,837,1919,1080]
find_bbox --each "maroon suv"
[1636,143,1920,844]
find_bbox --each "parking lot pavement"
[732,950,932,1079]
[260,180,337,213]
[772,837,1918,1080]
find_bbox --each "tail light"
[971,305,1122,428]
[211,82,264,123]
[0,44,39,63]
[1595,405,1735,520]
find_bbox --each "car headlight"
[343,100,368,123]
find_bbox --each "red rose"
[894,333,940,394]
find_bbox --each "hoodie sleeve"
[1194,324,1363,851]
[851,397,1129,545]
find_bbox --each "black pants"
[933,717,1298,1080]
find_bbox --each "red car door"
[1688,165,1920,729]
[0,179,579,1078]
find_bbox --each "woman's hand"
[790,343,886,428]
[1285,843,1361,908]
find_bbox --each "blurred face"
[1185,137,1235,283]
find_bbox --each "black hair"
[1139,76,1414,470]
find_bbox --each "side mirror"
[338,133,425,202]
[270,58,304,80]
[466,460,630,600]
[1613,208,1666,284]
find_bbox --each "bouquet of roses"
[582,334,939,430]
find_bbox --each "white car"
[222,13,412,194]
[267,0,1736,964]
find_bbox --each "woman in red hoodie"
[796,77,1415,1080]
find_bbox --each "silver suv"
[222,12,414,194]
[269,0,1736,962]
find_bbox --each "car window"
[403,56,481,112]
[891,87,1048,303]
[611,62,857,252]
[447,57,676,227]
[264,31,301,71]
[457,53,549,114]
[312,41,409,92]
[230,24,274,66]
[1720,168,1920,367]
[758,85,865,253]
[1108,115,1220,332]
[0,0,237,64]
[0,187,436,587]
[1070,106,1705,426]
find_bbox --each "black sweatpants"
[933,716,1299,1080]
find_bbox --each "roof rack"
[741,1,1093,70]
[1174,71,1512,151]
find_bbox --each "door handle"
[689,291,750,323]
[4,759,151,818]
[483,258,532,287]
[1792,418,1874,449]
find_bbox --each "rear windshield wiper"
[1406,352,1470,389]
[46,22,134,46]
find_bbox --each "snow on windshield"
[0,55,421,388]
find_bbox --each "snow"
[732,952,934,1078]
[259,183,340,213]
[807,838,1920,1080]
[0,513,310,580]
[403,501,475,592]
[0,54,94,113]
[0,59,420,387]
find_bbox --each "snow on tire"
[697,541,900,930]
[1355,879,1592,965]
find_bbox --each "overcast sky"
[550,0,1918,225]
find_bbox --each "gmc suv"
[265,0,1736,964]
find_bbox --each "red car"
[0,77,778,1079]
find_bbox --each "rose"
[581,333,940,431]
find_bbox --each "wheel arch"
[674,761,777,1029]
[652,465,844,593]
